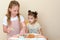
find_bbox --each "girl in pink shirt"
[3,0,26,38]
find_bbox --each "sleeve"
[20,15,25,22]
[3,16,8,26]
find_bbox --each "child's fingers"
[7,28,11,33]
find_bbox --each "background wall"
[0,0,60,40]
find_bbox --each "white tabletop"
[8,37,46,40]
[8,33,46,40]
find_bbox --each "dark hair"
[28,10,38,18]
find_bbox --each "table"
[8,37,46,40]
[8,33,46,40]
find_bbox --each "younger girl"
[26,10,46,38]
[3,0,26,38]
[27,10,42,34]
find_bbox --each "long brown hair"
[6,0,20,25]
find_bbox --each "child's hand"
[12,35,19,38]
[7,27,11,33]
[20,29,26,36]
[20,31,24,36]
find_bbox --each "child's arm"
[3,16,10,33]
[3,25,8,33]
[39,28,48,40]
[3,25,11,33]
[19,15,27,35]
[20,21,26,35]
[39,28,43,35]
[25,26,29,33]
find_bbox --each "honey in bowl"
[27,34,35,38]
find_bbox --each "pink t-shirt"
[3,15,25,37]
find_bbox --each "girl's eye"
[14,10,16,12]
[31,18,33,19]
[14,10,18,12]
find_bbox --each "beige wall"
[0,0,60,40]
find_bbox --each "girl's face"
[9,5,19,17]
[28,15,36,24]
